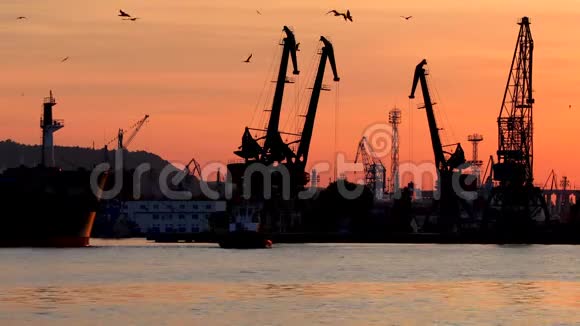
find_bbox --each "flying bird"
[256,10,262,15]
[327,9,352,22]
[124,17,140,21]
[345,10,353,22]
[400,16,413,20]
[327,10,343,17]
[16,16,27,20]
[61,56,69,62]
[118,9,131,17]
[243,54,252,63]
[295,43,300,51]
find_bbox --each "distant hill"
[0,139,212,200]
[0,139,170,172]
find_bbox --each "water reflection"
[1,242,579,324]
[2,281,578,310]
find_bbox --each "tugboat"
[219,203,272,249]
[218,231,272,249]
[0,91,106,247]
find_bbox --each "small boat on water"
[218,231,272,249]
[219,202,272,249]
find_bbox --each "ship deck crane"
[355,137,385,199]
[289,35,340,189]
[235,26,299,164]
[106,115,150,150]
[409,59,466,231]
[103,115,150,164]
[230,29,339,199]
[296,36,339,165]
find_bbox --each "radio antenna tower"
[388,107,401,195]
[467,133,483,186]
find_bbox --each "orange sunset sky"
[0,0,579,188]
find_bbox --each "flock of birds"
[15,10,142,63]
[16,10,140,22]
[15,8,415,70]
[11,8,575,110]
[242,9,413,63]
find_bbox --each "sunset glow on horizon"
[1,0,580,188]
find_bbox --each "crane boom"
[409,59,466,231]
[184,157,202,179]
[123,115,149,149]
[355,137,385,198]
[409,60,465,172]
[409,59,446,170]
[262,26,300,162]
[235,26,299,164]
[105,115,149,150]
[296,36,340,165]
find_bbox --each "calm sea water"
[0,239,579,325]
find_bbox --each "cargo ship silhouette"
[0,91,106,247]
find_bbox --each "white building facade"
[122,200,226,234]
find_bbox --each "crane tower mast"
[495,17,534,186]
[486,16,549,227]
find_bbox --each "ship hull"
[0,167,101,247]
[0,213,95,247]
[0,236,91,247]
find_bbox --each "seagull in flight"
[256,10,262,15]
[327,10,343,17]
[243,54,252,63]
[16,16,27,20]
[123,17,140,21]
[400,16,413,20]
[61,56,69,63]
[327,10,353,22]
[345,10,353,22]
[118,10,131,18]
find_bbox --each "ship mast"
[40,90,64,167]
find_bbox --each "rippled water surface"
[1,239,579,325]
